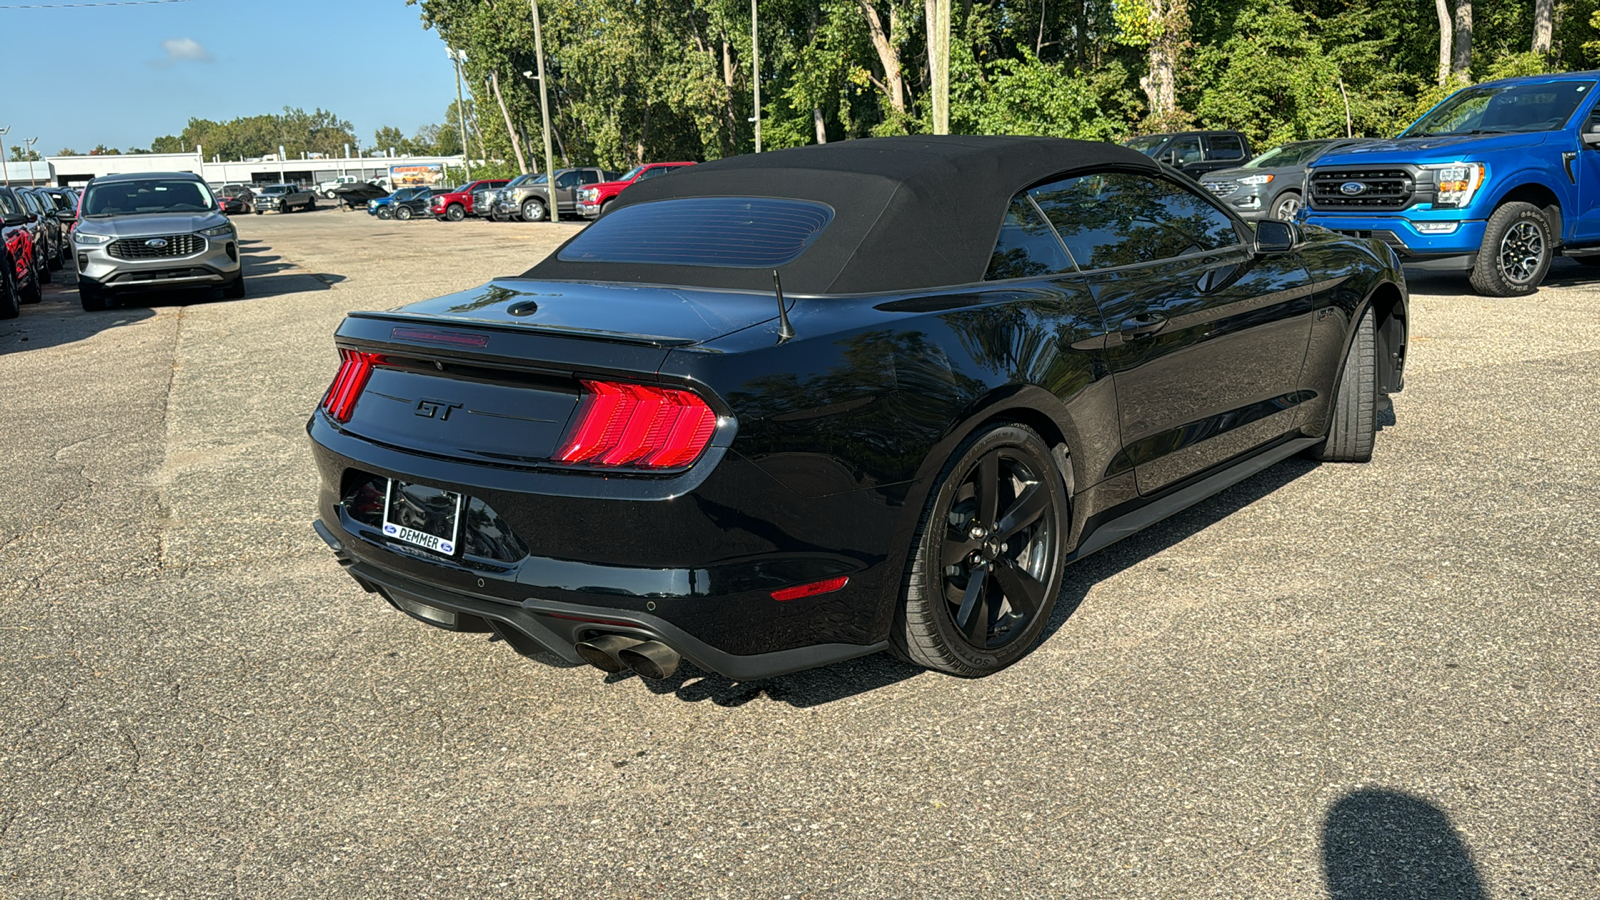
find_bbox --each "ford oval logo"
[1339,181,1368,196]
[145,238,169,248]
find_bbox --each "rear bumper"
[306,414,904,678]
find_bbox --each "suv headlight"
[74,232,111,245]
[1426,162,1486,209]
[199,224,234,238]
[1237,174,1274,185]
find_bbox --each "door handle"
[1120,314,1168,338]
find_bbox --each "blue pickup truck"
[1305,71,1600,296]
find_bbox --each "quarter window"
[1208,135,1246,160]
[1029,172,1240,270]
[985,195,1074,280]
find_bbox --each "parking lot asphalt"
[1,207,1595,898]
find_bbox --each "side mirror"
[1255,219,1298,254]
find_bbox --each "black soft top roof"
[524,135,1159,294]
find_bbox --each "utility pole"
[24,137,38,186]
[0,126,10,186]
[932,0,950,134]
[450,48,472,179]
[529,0,559,223]
[751,0,761,152]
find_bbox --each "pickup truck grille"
[108,234,204,260]
[1309,169,1415,211]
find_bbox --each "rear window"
[557,197,834,268]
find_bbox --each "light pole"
[0,126,9,186]
[528,0,559,224]
[449,49,472,179]
[751,0,760,152]
[24,137,38,185]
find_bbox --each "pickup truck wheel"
[395,206,414,221]
[304,196,316,211]
[521,198,547,222]
[1471,202,1552,297]
[1271,191,1301,221]
[600,200,613,217]
[446,204,465,221]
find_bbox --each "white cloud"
[157,38,213,65]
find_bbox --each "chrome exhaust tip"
[574,634,643,673]
[617,640,681,680]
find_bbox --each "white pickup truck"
[316,176,362,198]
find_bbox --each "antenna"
[773,269,796,342]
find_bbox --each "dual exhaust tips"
[575,635,681,680]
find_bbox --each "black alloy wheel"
[395,205,414,221]
[522,198,546,222]
[446,203,466,221]
[1470,201,1552,297]
[895,423,1069,676]
[0,258,18,319]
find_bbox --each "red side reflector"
[771,576,850,602]
[554,380,717,470]
[320,349,382,422]
[390,326,490,348]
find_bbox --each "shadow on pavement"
[1322,788,1487,900]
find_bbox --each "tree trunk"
[1451,0,1472,81]
[1533,0,1553,57]
[721,36,739,156]
[489,70,528,174]
[857,0,907,115]
[1435,0,1453,85]
[1137,0,1179,120]
[814,107,827,144]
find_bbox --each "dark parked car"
[390,187,449,221]
[331,182,388,210]
[0,189,44,318]
[21,188,67,274]
[307,136,1408,683]
[367,186,428,220]
[1200,139,1372,221]
[39,188,80,234]
[1122,130,1253,178]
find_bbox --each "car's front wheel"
[521,198,547,222]
[376,207,393,220]
[1308,308,1376,463]
[445,203,465,221]
[1272,191,1302,221]
[77,278,105,311]
[222,273,246,299]
[894,423,1069,676]
[1471,201,1552,297]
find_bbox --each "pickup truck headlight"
[1426,162,1485,209]
[199,224,235,238]
[580,188,599,201]
[1237,174,1274,185]
[74,232,111,245]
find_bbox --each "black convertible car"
[308,136,1408,681]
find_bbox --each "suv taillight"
[321,349,381,422]
[554,380,717,469]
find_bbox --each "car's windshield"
[450,184,469,193]
[82,179,216,217]
[504,173,535,188]
[1121,135,1166,156]
[1404,80,1596,136]
[1243,141,1332,168]
[619,166,645,182]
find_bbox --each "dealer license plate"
[381,480,463,556]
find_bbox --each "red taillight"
[320,349,382,422]
[771,577,850,602]
[554,380,717,469]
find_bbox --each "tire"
[22,258,42,304]
[1271,191,1302,221]
[1470,201,1552,297]
[521,198,546,222]
[78,279,106,311]
[222,274,246,299]
[47,239,63,271]
[599,200,613,217]
[446,203,465,222]
[304,196,316,211]
[36,247,51,284]
[0,260,18,320]
[377,207,393,220]
[254,209,263,216]
[1308,308,1377,463]
[893,423,1069,677]
[395,206,414,221]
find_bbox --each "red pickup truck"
[575,162,695,219]
[430,179,511,222]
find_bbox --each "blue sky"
[0,0,457,156]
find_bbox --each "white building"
[40,151,468,189]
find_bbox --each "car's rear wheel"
[395,206,413,221]
[446,203,465,221]
[78,279,106,311]
[1308,308,1376,463]
[1470,202,1552,297]
[0,260,19,320]
[894,423,1069,677]
[522,198,547,222]
[1272,191,1302,221]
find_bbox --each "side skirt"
[1067,435,1322,564]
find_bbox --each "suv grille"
[1309,169,1415,211]
[1204,180,1236,197]
[108,234,204,260]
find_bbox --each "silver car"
[73,171,243,311]
[1201,139,1373,221]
